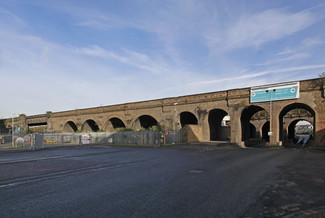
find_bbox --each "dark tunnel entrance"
[82,120,99,132]
[180,112,198,128]
[262,121,270,142]
[208,109,229,141]
[241,105,266,146]
[107,118,126,131]
[138,115,158,129]
[250,123,257,138]
[63,121,78,133]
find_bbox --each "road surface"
[0,145,324,217]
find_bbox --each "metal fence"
[0,130,182,150]
[0,133,44,150]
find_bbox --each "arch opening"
[261,121,270,142]
[208,109,229,141]
[241,106,267,146]
[28,122,48,132]
[106,117,126,131]
[250,123,257,138]
[279,103,315,147]
[288,120,313,141]
[63,121,78,133]
[139,115,158,129]
[82,119,99,132]
[180,112,198,128]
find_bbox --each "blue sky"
[1,0,325,118]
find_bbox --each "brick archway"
[180,112,198,128]
[105,117,126,131]
[241,105,267,145]
[208,109,229,141]
[279,103,315,145]
[82,119,99,132]
[132,115,159,130]
[63,121,78,132]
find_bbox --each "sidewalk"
[245,148,325,217]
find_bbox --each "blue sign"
[251,82,299,103]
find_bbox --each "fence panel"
[33,134,44,149]
[163,130,182,144]
[1,130,182,149]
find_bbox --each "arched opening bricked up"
[180,112,198,128]
[63,121,78,133]
[208,109,229,141]
[279,103,315,147]
[82,119,100,132]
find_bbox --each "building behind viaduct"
[2,78,325,147]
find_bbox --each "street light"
[174,103,178,131]
[266,89,276,139]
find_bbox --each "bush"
[115,127,135,132]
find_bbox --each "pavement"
[245,147,325,217]
[0,144,324,217]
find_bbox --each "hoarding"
[250,81,299,103]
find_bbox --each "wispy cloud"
[302,37,324,47]
[258,36,324,67]
[277,48,296,56]
[256,53,310,66]
[0,7,26,28]
[72,45,170,75]
[206,9,317,52]
[0,1,325,118]
[187,64,325,87]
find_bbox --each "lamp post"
[266,89,276,141]
[174,103,178,131]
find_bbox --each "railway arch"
[3,78,324,147]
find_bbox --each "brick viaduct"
[4,78,325,147]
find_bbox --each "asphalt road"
[0,145,324,217]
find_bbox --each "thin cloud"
[256,53,310,66]
[302,38,324,48]
[277,48,297,56]
[206,9,317,52]
[0,1,325,118]
[0,7,26,28]
[72,45,169,75]
[259,37,324,66]
[188,64,325,86]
